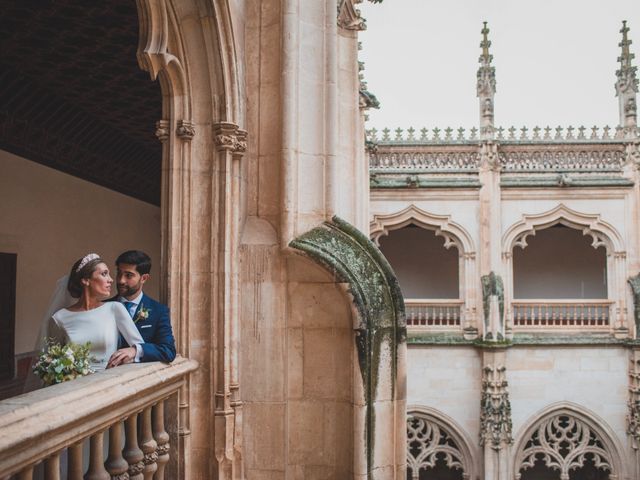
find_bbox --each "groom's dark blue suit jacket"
[113,293,176,363]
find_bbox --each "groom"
[107,250,176,367]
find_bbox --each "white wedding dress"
[50,302,144,370]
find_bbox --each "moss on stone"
[289,215,406,476]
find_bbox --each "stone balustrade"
[0,357,197,479]
[405,299,463,328]
[511,299,612,329]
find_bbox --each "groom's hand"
[107,347,136,368]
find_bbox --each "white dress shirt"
[119,290,145,362]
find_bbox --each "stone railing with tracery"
[499,146,625,172]
[367,126,635,175]
[0,357,197,479]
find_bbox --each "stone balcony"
[0,357,197,479]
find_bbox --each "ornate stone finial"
[477,22,496,140]
[616,21,638,132]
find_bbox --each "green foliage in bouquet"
[33,339,96,386]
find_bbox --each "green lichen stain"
[290,215,406,477]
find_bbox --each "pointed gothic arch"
[406,406,477,480]
[502,203,624,255]
[501,204,628,334]
[134,1,246,476]
[513,403,627,480]
[370,205,475,254]
[370,206,478,334]
[291,216,407,478]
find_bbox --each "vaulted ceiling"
[0,0,162,205]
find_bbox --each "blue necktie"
[124,301,136,318]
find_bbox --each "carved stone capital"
[177,120,195,140]
[213,122,247,153]
[155,120,170,143]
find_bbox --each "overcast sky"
[359,0,640,132]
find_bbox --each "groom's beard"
[117,283,141,298]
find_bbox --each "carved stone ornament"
[407,415,466,479]
[481,272,504,341]
[480,141,500,171]
[155,119,170,143]
[213,122,248,153]
[143,450,158,465]
[515,414,612,479]
[480,364,513,450]
[176,120,195,140]
[616,21,639,95]
[628,349,640,451]
[628,274,640,338]
[127,460,145,476]
[337,0,366,31]
[477,22,496,98]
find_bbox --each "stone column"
[478,142,505,339]
[212,122,247,480]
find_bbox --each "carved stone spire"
[616,21,638,133]
[477,21,496,139]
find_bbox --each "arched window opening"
[512,225,610,329]
[407,414,468,480]
[0,2,163,396]
[515,413,614,480]
[379,226,461,328]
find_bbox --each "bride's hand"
[107,347,136,368]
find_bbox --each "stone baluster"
[85,432,109,480]
[152,401,170,479]
[140,406,158,479]
[44,453,61,480]
[123,413,144,479]
[68,441,83,480]
[16,467,34,479]
[105,422,128,478]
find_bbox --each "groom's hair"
[116,250,152,275]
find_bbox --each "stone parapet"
[0,357,198,478]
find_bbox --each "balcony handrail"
[511,299,613,305]
[404,298,464,305]
[0,356,198,477]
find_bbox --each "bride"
[45,253,144,371]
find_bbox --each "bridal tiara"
[76,253,100,272]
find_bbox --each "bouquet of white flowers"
[32,340,96,386]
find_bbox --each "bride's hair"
[67,254,104,298]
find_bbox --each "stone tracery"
[406,409,474,480]
[515,413,614,480]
